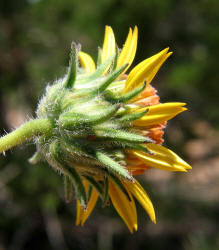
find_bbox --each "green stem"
[0,119,53,154]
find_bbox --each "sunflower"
[0,26,191,233]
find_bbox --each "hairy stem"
[0,119,53,154]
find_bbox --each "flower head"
[0,26,192,233]
[66,26,191,232]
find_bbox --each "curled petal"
[117,26,138,73]
[79,51,96,73]
[76,200,84,226]
[123,179,156,223]
[133,102,187,126]
[109,180,137,233]
[81,188,99,226]
[130,143,191,171]
[147,52,172,84]
[101,26,116,64]
[75,180,99,226]
[146,143,192,170]
[124,48,172,93]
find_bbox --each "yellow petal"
[76,200,84,226]
[117,26,138,73]
[101,26,116,63]
[76,180,97,226]
[79,51,96,73]
[124,48,171,93]
[109,180,137,233]
[128,48,169,80]
[123,179,156,223]
[139,102,186,114]
[133,103,187,126]
[126,48,169,86]
[146,143,192,170]
[133,111,186,126]
[131,151,187,172]
[81,188,99,226]
[75,179,90,226]
[147,52,172,84]
[117,28,133,66]
[130,143,191,171]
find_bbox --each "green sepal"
[83,175,103,199]
[45,85,66,119]
[49,140,87,209]
[64,175,73,203]
[64,42,77,89]
[95,127,152,144]
[58,104,120,130]
[111,46,119,72]
[77,54,115,84]
[91,63,128,96]
[67,63,128,104]
[61,128,92,139]
[104,83,146,103]
[60,138,91,158]
[114,106,130,117]
[121,142,154,154]
[67,167,87,209]
[95,151,132,180]
[59,139,102,167]
[117,109,148,124]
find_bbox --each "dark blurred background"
[0,0,219,249]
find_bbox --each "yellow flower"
[75,26,192,232]
[0,25,192,233]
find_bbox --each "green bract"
[33,43,150,207]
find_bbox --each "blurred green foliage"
[0,0,219,249]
